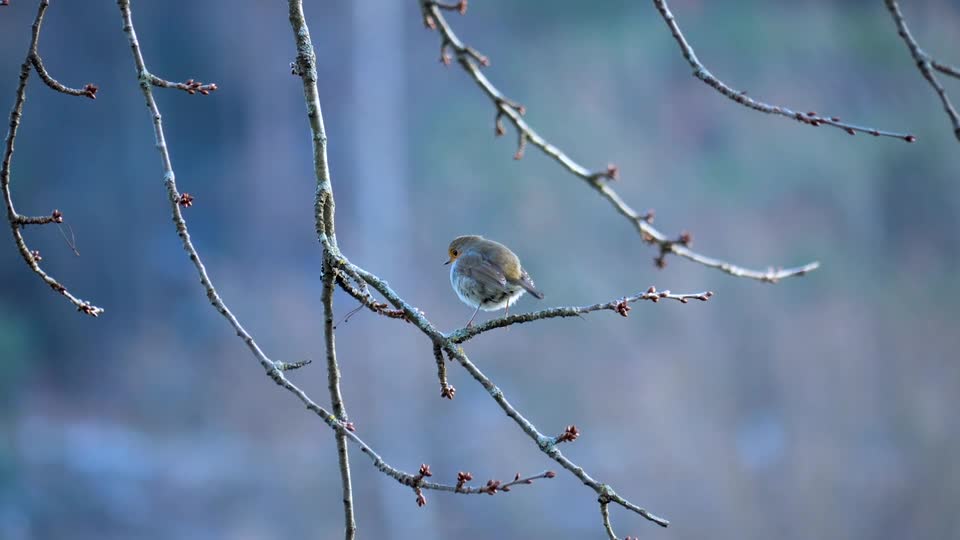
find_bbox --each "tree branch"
[447,287,712,344]
[1,0,102,316]
[418,0,820,282]
[323,263,356,539]
[146,74,217,96]
[884,0,960,141]
[653,0,915,142]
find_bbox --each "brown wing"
[456,252,507,289]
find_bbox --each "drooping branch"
[653,0,916,142]
[884,0,960,141]
[419,0,820,282]
[1,0,102,316]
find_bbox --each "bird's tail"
[518,274,544,299]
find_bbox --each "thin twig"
[419,0,820,282]
[448,287,712,344]
[147,74,217,96]
[1,0,102,316]
[433,342,455,399]
[884,0,960,141]
[600,500,619,540]
[29,54,97,98]
[932,60,960,80]
[653,0,915,142]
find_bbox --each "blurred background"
[1,0,958,538]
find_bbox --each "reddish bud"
[558,425,580,443]
[904,134,917,143]
[545,471,556,478]
[178,192,194,208]
[51,209,63,223]
[83,83,98,99]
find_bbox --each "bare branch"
[1,0,103,316]
[433,342,456,399]
[653,0,916,142]
[447,287,713,344]
[29,55,98,98]
[600,500,620,540]
[147,74,218,96]
[418,0,820,282]
[884,0,960,141]
[323,261,356,539]
[411,464,554,507]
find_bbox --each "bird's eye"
[451,250,459,257]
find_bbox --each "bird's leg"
[465,304,482,328]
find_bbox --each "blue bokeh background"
[1,1,958,539]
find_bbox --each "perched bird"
[445,235,544,327]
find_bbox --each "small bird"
[445,235,544,327]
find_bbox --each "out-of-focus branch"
[1,0,102,316]
[884,0,960,141]
[448,286,712,344]
[653,0,916,142]
[418,1,820,282]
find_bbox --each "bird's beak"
[443,259,451,265]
